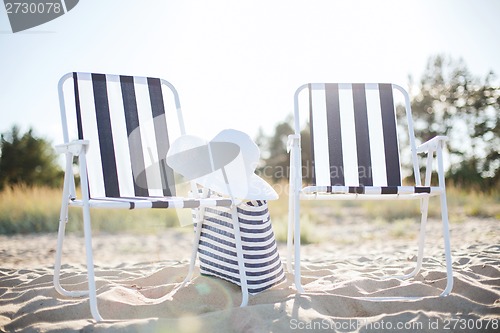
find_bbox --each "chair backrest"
[58,72,185,198]
[294,83,419,187]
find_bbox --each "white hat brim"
[167,129,279,201]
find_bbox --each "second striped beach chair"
[287,83,453,299]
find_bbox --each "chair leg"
[439,192,453,296]
[386,151,432,281]
[407,197,429,278]
[182,208,205,287]
[53,182,88,297]
[81,202,103,322]
[287,152,296,274]
[287,144,304,293]
[53,215,89,297]
[54,197,103,321]
[437,145,453,296]
[293,191,304,293]
[231,206,249,307]
[385,196,429,281]
[287,188,294,273]
[76,152,103,322]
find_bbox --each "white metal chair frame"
[287,83,453,299]
[54,73,250,322]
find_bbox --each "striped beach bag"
[194,200,286,294]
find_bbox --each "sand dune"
[1,218,499,332]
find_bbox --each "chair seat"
[302,185,442,196]
[69,196,233,209]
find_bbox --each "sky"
[1,0,499,147]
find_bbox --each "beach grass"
[0,184,498,237]
[0,185,180,235]
[265,183,499,244]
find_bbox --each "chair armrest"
[55,140,89,156]
[416,136,447,154]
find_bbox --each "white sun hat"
[166,129,278,201]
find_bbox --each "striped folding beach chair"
[287,83,453,298]
[54,72,237,321]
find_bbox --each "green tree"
[411,55,499,189]
[256,115,312,183]
[0,126,63,190]
[256,117,294,182]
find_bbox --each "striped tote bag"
[195,200,286,294]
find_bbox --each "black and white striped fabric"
[307,83,434,195]
[71,72,232,209]
[195,200,286,294]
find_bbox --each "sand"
[1,217,499,332]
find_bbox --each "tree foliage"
[255,115,312,183]
[255,115,293,182]
[0,126,63,190]
[411,55,499,189]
